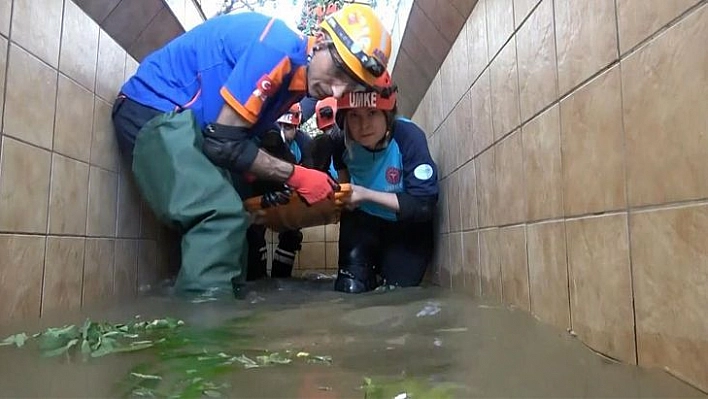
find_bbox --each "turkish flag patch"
[255,75,276,97]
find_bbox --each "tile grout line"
[510,0,534,313]
[39,0,68,318]
[613,0,640,366]
[549,0,574,334]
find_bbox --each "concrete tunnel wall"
[0,0,706,393]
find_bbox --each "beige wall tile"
[95,30,125,102]
[566,213,636,363]
[0,37,7,132]
[91,97,120,171]
[48,154,89,235]
[325,223,339,242]
[137,239,158,289]
[42,237,84,315]
[299,242,325,270]
[59,0,99,91]
[302,225,325,242]
[459,160,478,231]
[470,70,494,156]
[475,149,497,227]
[449,28,471,104]
[0,235,45,319]
[523,105,563,221]
[479,228,502,300]
[449,232,464,290]
[466,0,489,84]
[527,221,570,330]
[53,74,94,162]
[117,172,141,238]
[4,44,57,149]
[561,66,626,217]
[438,116,454,175]
[516,0,557,123]
[124,54,139,82]
[485,0,515,56]
[436,177,450,234]
[495,131,525,225]
[83,238,115,306]
[429,75,444,130]
[514,0,541,27]
[631,204,708,391]
[114,239,138,298]
[622,5,708,207]
[86,166,118,236]
[140,202,160,239]
[0,0,10,37]
[490,38,521,140]
[439,55,456,119]
[462,231,480,297]
[436,234,451,288]
[555,0,619,95]
[499,225,529,310]
[0,137,51,233]
[447,171,463,232]
[617,0,700,53]
[453,93,474,167]
[10,0,62,67]
[325,242,338,270]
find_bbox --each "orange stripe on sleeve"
[288,67,307,92]
[220,87,258,124]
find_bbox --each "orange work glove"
[286,165,339,205]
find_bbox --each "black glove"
[260,188,293,208]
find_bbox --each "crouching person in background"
[330,72,439,293]
[246,104,312,280]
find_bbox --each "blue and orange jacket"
[120,12,314,137]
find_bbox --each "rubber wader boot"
[132,110,248,295]
[334,263,377,293]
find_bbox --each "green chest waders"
[131,110,248,294]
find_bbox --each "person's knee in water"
[328,72,439,293]
[111,5,394,295]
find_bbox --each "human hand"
[342,184,367,210]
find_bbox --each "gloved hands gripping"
[286,165,339,205]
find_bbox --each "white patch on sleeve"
[413,164,434,180]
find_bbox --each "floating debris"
[416,301,442,317]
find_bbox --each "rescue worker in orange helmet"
[111,4,393,295]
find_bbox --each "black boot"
[334,264,377,293]
[246,225,268,281]
[271,230,303,278]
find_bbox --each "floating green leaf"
[0,332,28,348]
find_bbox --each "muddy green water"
[0,279,704,398]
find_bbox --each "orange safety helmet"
[319,3,392,88]
[276,103,302,126]
[336,71,397,111]
[315,97,337,130]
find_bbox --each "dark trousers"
[338,209,433,287]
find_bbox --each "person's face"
[280,123,297,142]
[345,108,388,149]
[307,41,365,100]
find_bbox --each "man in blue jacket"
[111,4,392,295]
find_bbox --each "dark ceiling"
[391,0,477,116]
